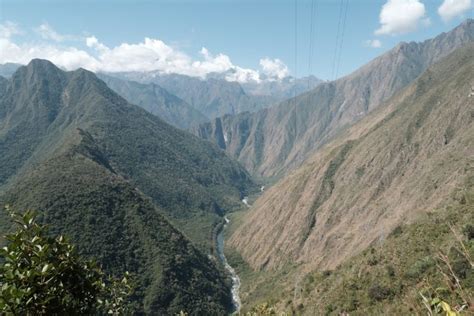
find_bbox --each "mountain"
[0,62,21,78]
[194,19,474,179]
[226,44,474,312]
[2,133,232,315]
[240,75,322,100]
[1,63,321,122]
[97,74,208,129]
[0,59,257,313]
[107,72,279,119]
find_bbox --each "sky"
[0,0,473,82]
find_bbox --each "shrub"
[462,224,474,240]
[368,284,393,301]
[0,209,132,315]
[405,256,435,280]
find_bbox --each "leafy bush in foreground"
[0,208,132,315]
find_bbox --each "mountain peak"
[13,58,65,86]
[25,58,60,73]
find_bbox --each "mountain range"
[194,19,474,179]
[225,40,474,315]
[97,74,208,129]
[0,59,257,314]
[0,18,473,316]
[106,71,321,119]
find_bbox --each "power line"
[308,0,315,86]
[294,0,298,136]
[331,0,344,80]
[335,0,349,79]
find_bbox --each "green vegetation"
[1,131,233,315]
[0,209,131,315]
[0,59,256,252]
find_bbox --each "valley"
[0,4,473,315]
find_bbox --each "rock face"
[228,44,474,271]
[194,19,474,179]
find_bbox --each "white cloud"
[438,0,472,22]
[34,23,76,42]
[225,67,261,83]
[0,22,291,83]
[375,0,429,35]
[365,39,383,48]
[259,58,289,80]
[85,36,108,53]
[0,21,22,38]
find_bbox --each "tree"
[0,208,132,315]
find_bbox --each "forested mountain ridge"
[0,60,255,238]
[0,59,259,313]
[1,129,233,314]
[194,19,474,179]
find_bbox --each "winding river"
[216,216,241,313]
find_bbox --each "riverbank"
[216,216,242,313]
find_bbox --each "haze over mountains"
[107,71,321,119]
[194,19,474,179]
[97,74,208,129]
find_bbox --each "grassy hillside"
[225,44,474,313]
[229,43,474,271]
[228,179,473,315]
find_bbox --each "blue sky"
[0,0,472,81]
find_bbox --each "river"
[216,216,241,314]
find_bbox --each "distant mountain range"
[0,63,322,128]
[97,74,208,129]
[0,59,256,314]
[103,71,321,119]
[194,19,474,179]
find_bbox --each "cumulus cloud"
[438,0,472,22]
[0,21,291,83]
[365,39,382,48]
[375,0,429,35]
[259,58,289,80]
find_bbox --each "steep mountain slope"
[195,19,474,179]
[229,44,474,273]
[1,130,232,315]
[0,59,256,250]
[97,74,208,129]
[110,72,277,119]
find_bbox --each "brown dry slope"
[195,19,474,179]
[229,44,474,272]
